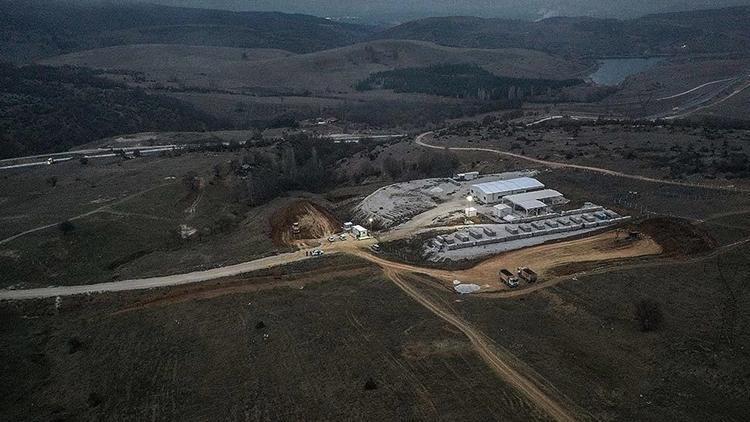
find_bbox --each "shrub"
[634,299,663,332]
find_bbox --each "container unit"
[569,216,583,224]
[531,221,546,230]
[593,211,609,220]
[583,222,598,229]
[443,236,456,245]
[581,214,596,222]
[468,229,483,240]
[455,232,470,242]
[545,220,559,228]
[505,225,519,235]
[605,210,621,219]
[482,226,497,236]
[556,217,571,226]
[519,224,532,232]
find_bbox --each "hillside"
[0,0,374,63]
[375,6,750,57]
[41,40,589,93]
[0,63,224,158]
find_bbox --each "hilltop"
[0,0,375,63]
[374,6,750,57]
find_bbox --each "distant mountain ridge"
[0,0,375,62]
[374,6,750,57]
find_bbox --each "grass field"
[0,257,549,421]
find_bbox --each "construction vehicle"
[517,267,538,283]
[499,269,519,288]
[292,222,300,234]
[370,244,381,253]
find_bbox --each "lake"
[588,57,664,86]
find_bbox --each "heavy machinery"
[499,269,519,288]
[517,267,538,283]
[292,222,300,234]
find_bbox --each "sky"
[89,0,750,22]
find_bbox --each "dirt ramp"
[270,200,341,246]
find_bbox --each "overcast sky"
[92,0,750,21]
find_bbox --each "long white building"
[469,177,544,204]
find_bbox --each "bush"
[634,299,663,332]
[58,220,75,234]
[363,377,378,390]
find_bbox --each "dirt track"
[385,269,583,422]
[416,131,750,193]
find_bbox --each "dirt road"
[0,249,320,300]
[0,182,176,246]
[416,131,750,193]
[385,269,583,422]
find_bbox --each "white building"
[470,177,544,204]
[502,189,567,216]
[352,225,368,239]
[465,207,477,217]
[493,204,512,218]
[455,171,479,181]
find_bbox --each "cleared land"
[0,259,550,421]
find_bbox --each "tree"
[634,299,663,332]
[382,156,403,179]
[182,171,201,192]
[58,220,75,234]
[46,176,58,187]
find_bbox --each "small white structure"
[455,171,479,181]
[343,222,353,231]
[464,207,477,218]
[470,177,544,204]
[352,225,368,239]
[493,204,512,218]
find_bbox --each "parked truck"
[292,222,300,234]
[517,267,538,283]
[499,269,519,288]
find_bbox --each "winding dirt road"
[385,269,583,422]
[416,131,750,193]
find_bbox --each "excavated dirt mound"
[270,200,341,246]
[636,217,717,256]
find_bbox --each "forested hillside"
[356,64,583,102]
[0,64,225,158]
[375,7,750,57]
[0,0,374,62]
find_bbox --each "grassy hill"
[41,40,589,94]
[375,6,750,57]
[0,0,374,63]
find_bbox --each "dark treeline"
[356,64,583,102]
[0,64,225,159]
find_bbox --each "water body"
[589,57,664,86]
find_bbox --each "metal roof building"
[469,177,544,204]
[502,189,567,216]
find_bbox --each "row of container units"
[435,213,630,251]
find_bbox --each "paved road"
[416,131,750,193]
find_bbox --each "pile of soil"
[636,217,717,257]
